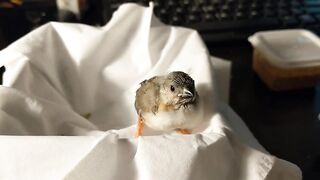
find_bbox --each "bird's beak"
[181,88,193,98]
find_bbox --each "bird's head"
[160,71,198,107]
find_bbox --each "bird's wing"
[135,77,161,114]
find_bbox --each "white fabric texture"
[0,3,301,180]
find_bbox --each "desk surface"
[209,43,320,180]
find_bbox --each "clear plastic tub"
[249,29,320,91]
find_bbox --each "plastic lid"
[249,29,320,68]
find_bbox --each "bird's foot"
[176,128,191,135]
[135,114,144,138]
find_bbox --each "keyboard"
[101,0,320,44]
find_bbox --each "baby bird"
[134,71,200,137]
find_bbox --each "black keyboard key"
[264,9,276,17]
[278,9,290,16]
[187,18,280,32]
[219,12,232,20]
[290,0,301,7]
[238,0,252,4]
[264,2,275,9]
[236,3,248,10]
[281,16,299,26]
[221,4,232,12]
[171,15,182,25]
[202,5,216,13]
[198,0,209,5]
[203,13,215,21]
[250,2,262,10]
[175,7,184,15]
[226,0,236,5]
[212,0,223,6]
[153,1,161,7]
[187,14,201,23]
[304,1,320,6]
[291,7,304,15]
[159,8,167,16]
[250,10,261,18]
[299,14,317,24]
[306,7,320,14]
[181,0,191,7]
[235,11,247,19]
[189,6,201,14]
[278,2,289,8]
[315,14,320,21]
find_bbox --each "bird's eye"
[170,85,175,92]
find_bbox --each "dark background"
[211,44,320,180]
[0,1,320,179]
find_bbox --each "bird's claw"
[135,114,144,138]
[176,128,191,135]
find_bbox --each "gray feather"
[135,76,162,114]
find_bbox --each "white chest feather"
[142,102,203,131]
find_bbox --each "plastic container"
[249,29,320,91]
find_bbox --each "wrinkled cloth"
[0,3,301,180]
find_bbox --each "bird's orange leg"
[135,113,144,138]
[176,128,191,135]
